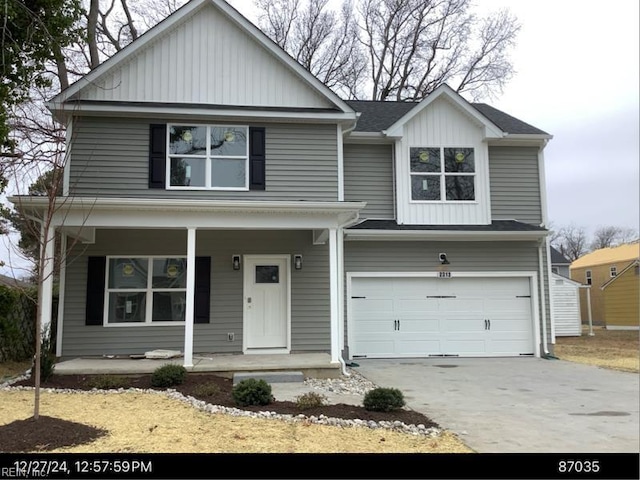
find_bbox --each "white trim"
[346,271,541,359]
[329,228,340,364]
[55,234,68,357]
[40,223,55,342]
[47,104,358,124]
[344,229,548,242]
[338,228,345,353]
[11,197,366,231]
[384,85,504,139]
[184,228,196,368]
[242,254,291,354]
[538,243,550,355]
[337,124,344,202]
[605,326,640,331]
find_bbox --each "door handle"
[484,319,488,330]
[488,319,491,330]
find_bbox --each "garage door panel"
[399,319,440,332]
[396,298,439,312]
[351,276,534,358]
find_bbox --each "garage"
[349,275,536,358]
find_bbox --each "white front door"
[244,255,290,352]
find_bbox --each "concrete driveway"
[354,357,639,453]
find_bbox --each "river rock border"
[1,372,442,438]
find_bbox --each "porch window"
[105,257,187,325]
[168,125,248,190]
[410,147,475,201]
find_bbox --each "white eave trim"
[343,131,395,144]
[344,228,548,242]
[383,84,504,139]
[45,103,358,124]
[9,196,367,230]
[49,0,354,116]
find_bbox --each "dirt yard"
[554,326,639,373]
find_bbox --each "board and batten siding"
[343,240,552,351]
[551,274,582,336]
[68,117,338,201]
[396,97,492,225]
[343,144,394,219]
[61,229,330,357]
[488,146,543,225]
[77,3,331,109]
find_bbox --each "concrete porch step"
[233,371,304,385]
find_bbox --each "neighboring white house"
[552,273,582,337]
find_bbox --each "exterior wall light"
[439,253,450,265]
[293,254,303,270]
[232,255,241,271]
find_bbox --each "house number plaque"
[438,271,452,278]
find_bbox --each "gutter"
[538,241,553,358]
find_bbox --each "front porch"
[55,352,340,378]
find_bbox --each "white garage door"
[350,276,535,357]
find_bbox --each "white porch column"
[329,228,340,363]
[183,227,196,368]
[39,223,55,341]
[337,228,345,353]
[55,234,68,357]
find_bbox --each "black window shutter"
[149,124,167,188]
[194,256,211,324]
[86,256,106,326]
[249,127,266,190]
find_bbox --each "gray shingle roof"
[346,99,549,135]
[550,246,571,265]
[349,219,547,232]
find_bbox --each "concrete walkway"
[353,357,639,453]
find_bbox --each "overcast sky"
[228,0,640,236]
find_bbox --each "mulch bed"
[3,372,438,452]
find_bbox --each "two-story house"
[11,0,555,374]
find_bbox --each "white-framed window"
[167,124,249,190]
[409,147,475,202]
[585,270,592,285]
[105,256,187,325]
[610,266,617,277]
[551,267,559,274]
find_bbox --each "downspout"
[538,240,554,358]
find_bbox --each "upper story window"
[168,125,249,190]
[409,147,475,202]
[610,266,617,277]
[585,270,592,285]
[551,267,559,274]
[105,256,187,325]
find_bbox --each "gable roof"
[48,0,354,116]
[601,259,640,290]
[571,242,640,269]
[346,97,549,135]
[0,273,32,289]
[550,246,571,265]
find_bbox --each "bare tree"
[255,0,519,101]
[551,224,589,262]
[590,226,640,250]
[257,0,367,96]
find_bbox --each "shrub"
[86,375,131,390]
[193,381,221,397]
[363,387,405,412]
[295,391,327,410]
[151,364,187,388]
[232,378,273,406]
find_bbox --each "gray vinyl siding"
[489,147,543,225]
[344,144,394,219]
[68,117,338,201]
[344,240,552,351]
[61,229,329,357]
